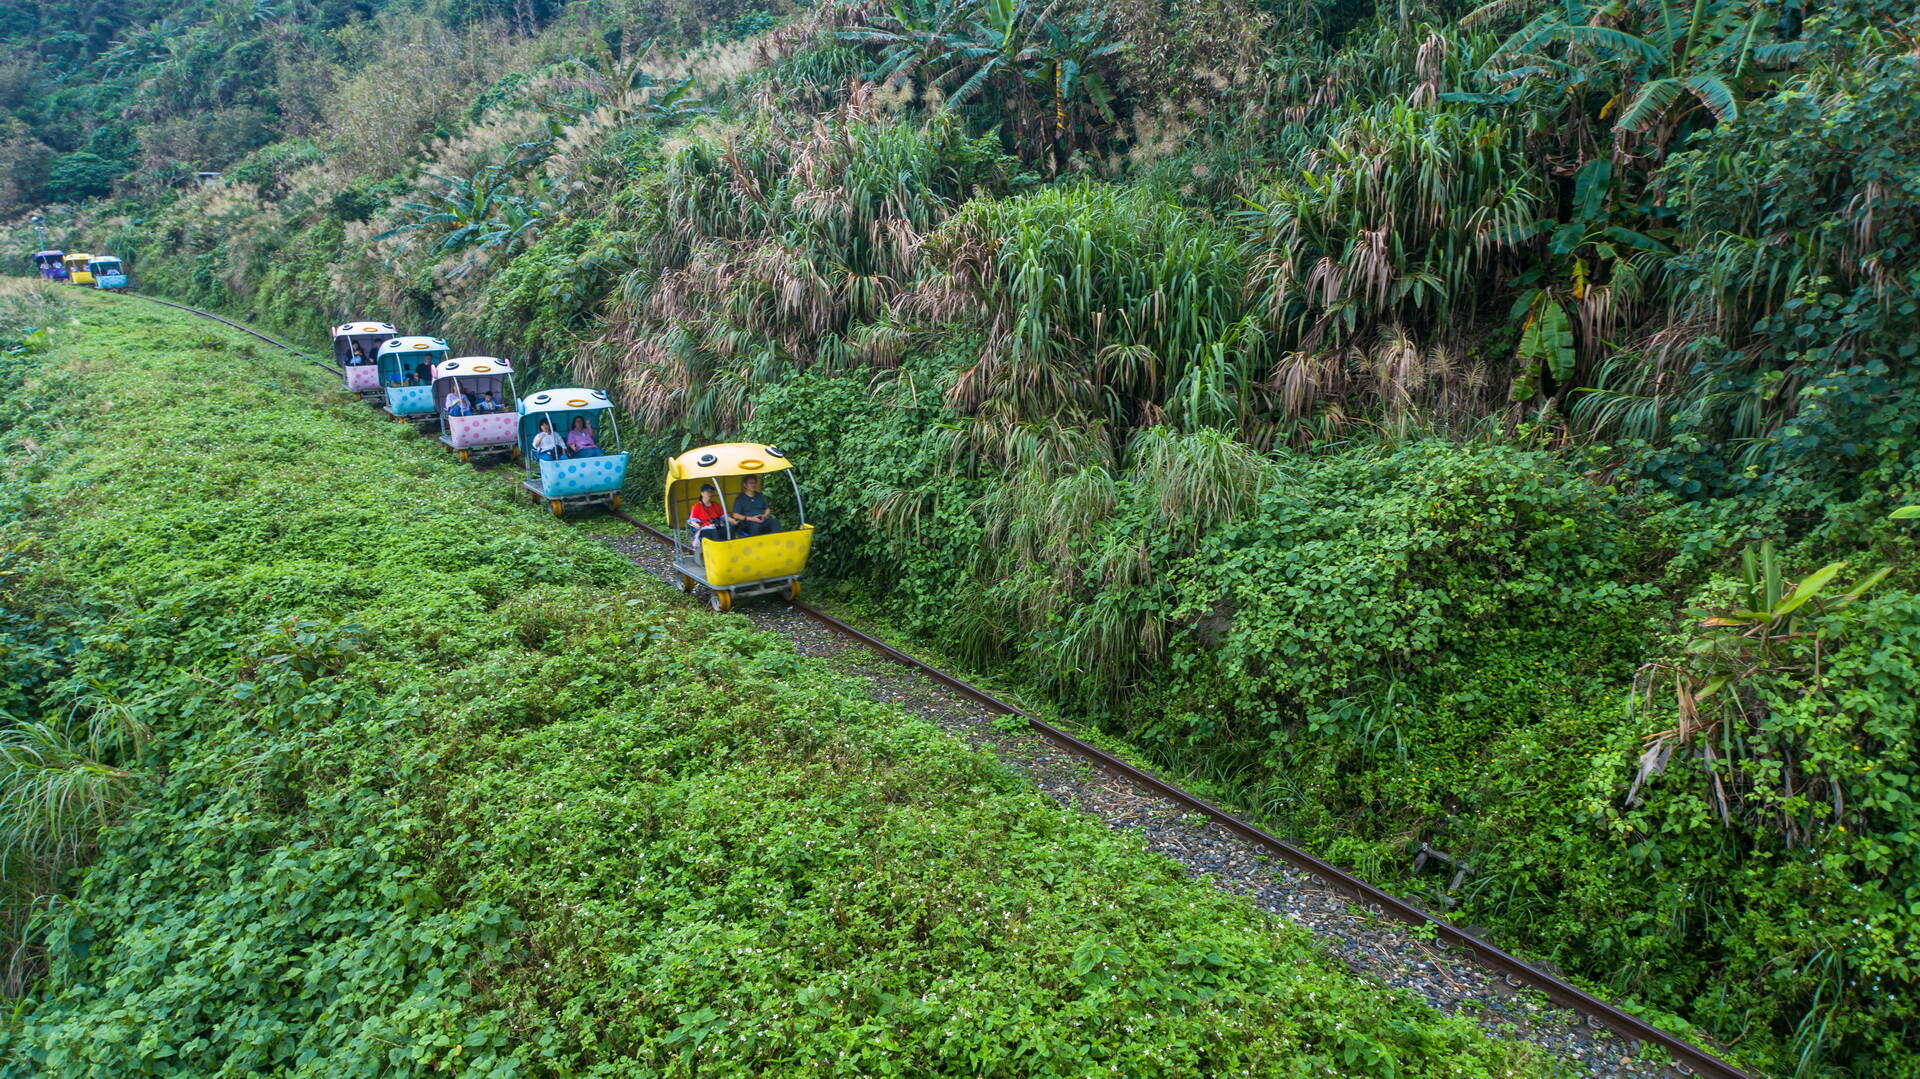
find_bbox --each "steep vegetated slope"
[0,286,1560,1076]
[6,0,1920,1072]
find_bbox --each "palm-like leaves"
[372,154,554,257]
[842,0,1128,167]
[536,38,708,126]
[1469,0,1787,145]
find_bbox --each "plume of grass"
[928,182,1254,426]
[1239,103,1542,403]
[591,97,1016,436]
[1125,425,1271,535]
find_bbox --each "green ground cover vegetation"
[0,285,1560,1075]
[6,0,1920,1072]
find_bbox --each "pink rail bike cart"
[432,356,520,464]
[333,321,397,399]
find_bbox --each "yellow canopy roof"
[665,442,793,483]
[662,443,795,527]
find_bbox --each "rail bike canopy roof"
[666,442,795,484]
[433,356,511,379]
[376,335,448,356]
[333,321,397,338]
[518,387,614,416]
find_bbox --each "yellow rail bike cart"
[663,443,813,612]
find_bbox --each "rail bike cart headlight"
[662,442,813,612]
[62,252,94,286]
[32,250,68,282]
[431,357,521,464]
[332,321,398,398]
[85,256,128,291]
[516,388,629,520]
[375,336,450,428]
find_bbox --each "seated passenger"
[410,361,433,386]
[688,484,727,551]
[348,343,370,365]
[387,370,406,387]
[476,391,500,413]
[443,380,472,416]
[531,419,568,460]
[729,474,781,537]
[566,416,600,458]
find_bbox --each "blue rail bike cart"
[376,336,449,428]
[517,387,629,518]
[85,256,128,290]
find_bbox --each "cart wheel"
[549,499,566,519]
[457,449,471,463]
[679,573,696,593]
[786,579,801,602]
[609,492,622,511]
[710,590,732,613]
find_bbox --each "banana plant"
[1508,287,1574,401]
[1468,0,1789,151]
[370,155,554,256]
[536,38,706,125]
[1510,156,1674,403]
[842,0,1127,168]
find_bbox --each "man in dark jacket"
[728,474,781,537]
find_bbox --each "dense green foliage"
[7,0,1920,1071]
[0,290,1556,1076]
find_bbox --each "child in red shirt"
[689,484,726,552]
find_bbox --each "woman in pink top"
[565,416,601,457]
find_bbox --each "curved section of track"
[126,291,343,376]
[122,287,1758,1079]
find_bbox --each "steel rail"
[112,291,1756,1079]
[608,512,1753,1079]
[122,291,344,376]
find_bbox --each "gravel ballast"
[595,527,1695,1079]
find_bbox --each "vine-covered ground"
[0,286,1557,1075]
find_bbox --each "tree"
[0,118,51,216]
[42,152,121,202]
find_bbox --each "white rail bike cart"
[333,321,397,399]
[432,356,519,464]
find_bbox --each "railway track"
[126,291,345,376]
[122,287,1760,1079]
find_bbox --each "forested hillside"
[5,0,1919,1074]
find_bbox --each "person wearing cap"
[689,484,727,553]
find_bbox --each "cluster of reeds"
[0,687,151,995]
[928,183,1254,429]
[586,89,1018,432]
